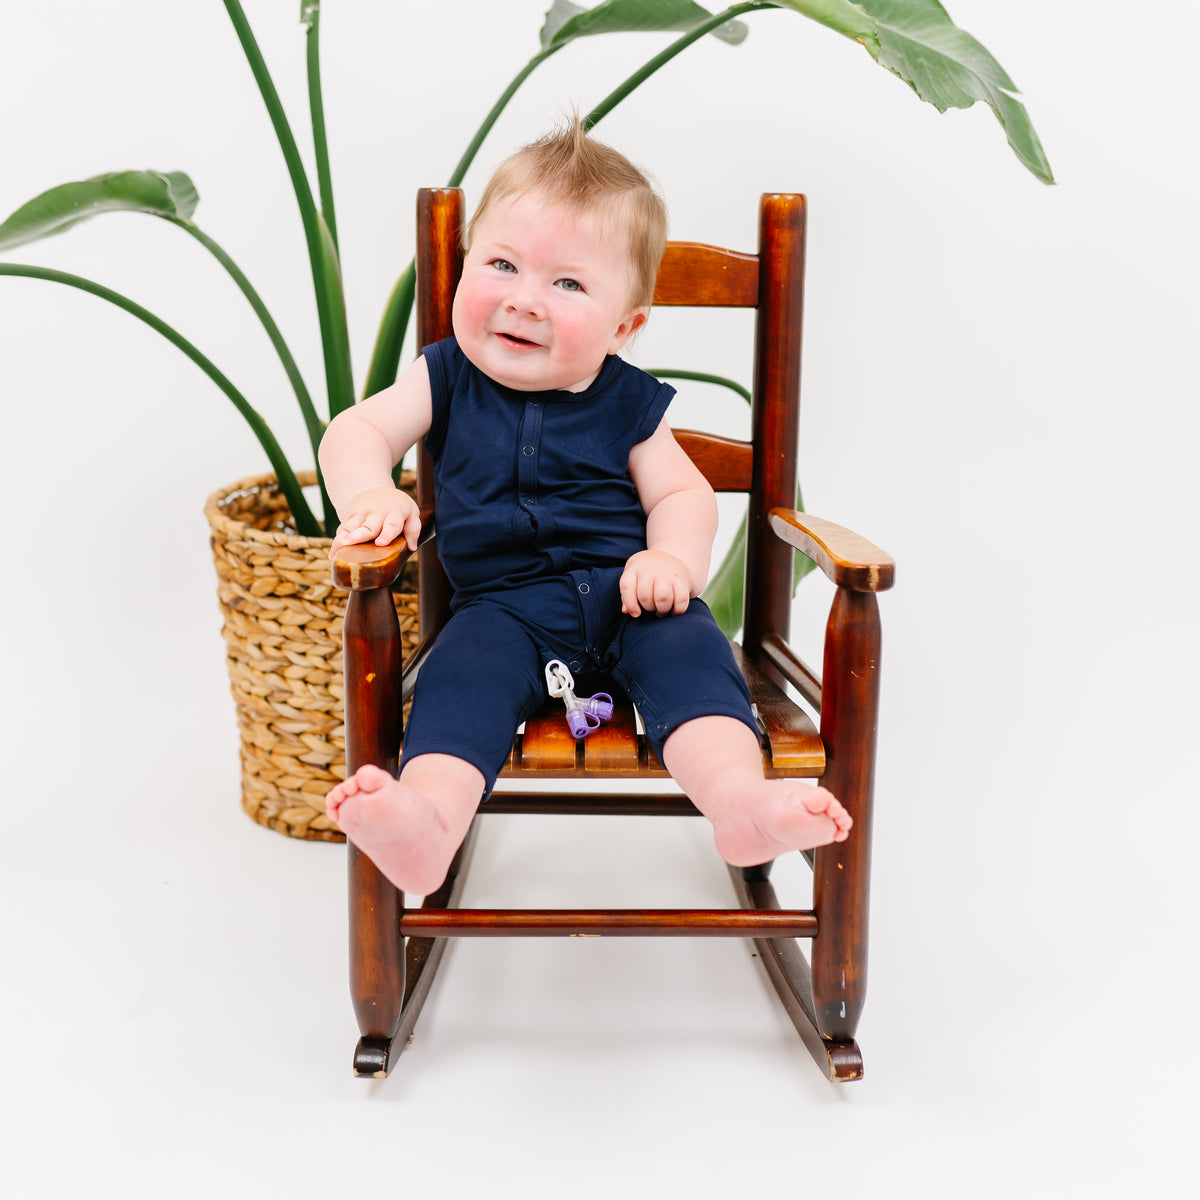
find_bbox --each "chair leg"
[350,847,407,1077]
[729,865,862,1081]
[343,586,407,1077]
[349,819,480,1076]
[394,820,479,1044]
[811,587,881,1057]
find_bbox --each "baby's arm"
[318,356,434,557]
[624,419,719,616]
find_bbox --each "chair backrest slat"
[654,243,759,307]
[674,431,753,492]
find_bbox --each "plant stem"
[169,218,323,453]
[173,216,336,533]
[362,45,566,393]
[305,6,338,251]
[584,2,773,128]
[362,260,415,400]
[222,0,354,421]
[645,369,751,402]
[446,44,565,189]
[0,263,321,536]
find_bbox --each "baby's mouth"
[497,332,540,348]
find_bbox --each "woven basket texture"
[206,471,418,841]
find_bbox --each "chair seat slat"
[519,705,577,771]
[731,644,826,772]
[496,645,824,780]
[582,700,640,772]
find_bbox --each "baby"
[320,121,850,895]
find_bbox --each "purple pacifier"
[544,660,614,740]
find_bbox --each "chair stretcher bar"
[400,909,818,938]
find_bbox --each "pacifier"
[544,660,614,739]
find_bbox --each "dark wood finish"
[759,632,822,713]
[414,189,460,639]
[353,818,480,1076]
[654,242,759,307]
[730,644,824,773]
[519,703,579,771]
[810,588,882,1047]
[484,792,701,816]
[401,908,817,938]
[729,866,863,1081]
[344,586,407,1060]
[331,539,413,592]
[768,508,895,592]
[581,699,640,772]
[743,195,807,653]
[330,508,433,592]
[673,430,753,492]
[335,188,891,1084]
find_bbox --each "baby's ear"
[610,306,649,351]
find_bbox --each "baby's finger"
[329,526,367,558]
[642,576,668,616]
[619,569,643,617]
[401,509,423,551]
[671,577,691,615]
[374,514,406,545]
[338,512,378,540]
[650,577,673,615]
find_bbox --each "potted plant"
[0,0,1051,840]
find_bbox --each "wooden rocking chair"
[331,188,894,1082]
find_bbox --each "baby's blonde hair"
[465,119,668,309]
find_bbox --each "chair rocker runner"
[331,188,894,1082]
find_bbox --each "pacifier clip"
[544,660,614,739]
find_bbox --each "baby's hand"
[328,486,421,558]
[620,550,693,617]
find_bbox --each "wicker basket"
[206,470,419,841]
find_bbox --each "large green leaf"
[0,170,199,251]
[767,0,878,52]
[846,0,1054,182]
[542,0,749,49]
[544,1,1051,182]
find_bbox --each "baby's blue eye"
[492,259,516,273]
[557,278,583,292]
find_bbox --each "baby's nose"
[506,285,543,316]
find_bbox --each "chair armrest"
[768,508,894,592]
[330,540,412,591]
[330,511,435,591]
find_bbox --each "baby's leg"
[661,716,851,867]
[328,599,545,894]
[326,754,485,895]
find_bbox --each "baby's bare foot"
[711,780,852,868]
[326,763,465,895]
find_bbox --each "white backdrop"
[1,2,1195,1196]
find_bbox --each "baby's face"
[452,189,648,393]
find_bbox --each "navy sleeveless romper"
[398,336,756,793]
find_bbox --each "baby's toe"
[354,763,393,790]
[801,786,837,817]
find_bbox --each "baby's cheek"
[451,284,492,339]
